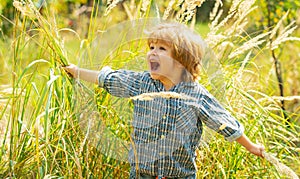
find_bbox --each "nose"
[148,47,157,56]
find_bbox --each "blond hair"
[147,22,205,81]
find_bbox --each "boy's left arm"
[236,134,265,157]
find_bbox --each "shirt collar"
[150,75,197,92]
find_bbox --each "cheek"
[162,55,176,66]
[146,52,151,62]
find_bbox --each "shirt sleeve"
[197,87,244,142]
[98,66,142,98]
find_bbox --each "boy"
[64,22,264,179]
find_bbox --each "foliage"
[255,0,300,28]
[0,0,299,178]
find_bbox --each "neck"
[159,76,181,91]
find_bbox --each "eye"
[159,46,166,51]
[149,45,154,50]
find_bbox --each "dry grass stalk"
[184,0,205,23]
[104,0,122,16]
[175,0,185,8]
[175,2,187,22]
[13,1,35,18]
[141,0,151,13]
[207,13,266,60]
[176,0,205,23]
[107,0,113,5]
[208,0,247,36]
[271,95,300,101]
[268,20,300,50]
[13,0,69,66]
[263,151,299,179]
[163,0,176,20]
[269,10,290,40]
[209,8,223,33]
[210,0,255,38]
[228,0,240,14]
[236,50,252,79]
[226,9,257,36]
[122,2,133,20]
[236,0,256,18]
[210,0,223,21]
[205,34,227,48]
[0,86,12,143]
[130,92,196,101]
[267,11,300,50]
[206,0,258,53]
[228,32,270,59]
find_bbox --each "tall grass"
[0,0,299,178]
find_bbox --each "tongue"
[151,62,159,70]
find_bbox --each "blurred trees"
[0,1,13,37]
[255,0,299,27]
[254,0,300,121]
[1,0,299,38]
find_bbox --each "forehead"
[148,39,172,47]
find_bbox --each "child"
[64,22,264,179]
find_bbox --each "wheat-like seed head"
[185,0,205,23]
[268,21,300,50]
[141,0,151,13]
[206,0,258,59]
[228,32,270,59]
[208,9,223,34]
[270,10,290,40]
[163,0,175,20]
[237,0,255,17]
[175,0,205,23]
[263,152,299,179]
[107,0,113,5]
[104,0,122,16]
[271,95,300,101]
[210,0,223,21]
[175,2,186,22]
[176,0,184,8]
[130,92,196,101]
[13,1,36,18]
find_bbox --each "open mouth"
[150,62,160,71]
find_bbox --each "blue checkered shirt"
[98,67,244,178]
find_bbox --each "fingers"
[256,144,265,158]
[254,141,265,158]
[249,143,265,158]
[61,64,78,78]
[260,145,265,158]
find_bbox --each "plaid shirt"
[98,67,244,178]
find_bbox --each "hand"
[236,134,265,158]
[63,64,78,78]
[62,64,99,83]
[247,143,265,158]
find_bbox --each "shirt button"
[161,135,165,139]
[162,115,166,119]
[159,152,163,156]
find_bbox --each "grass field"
[0,0,299,178]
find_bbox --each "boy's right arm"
[63,64,99,84]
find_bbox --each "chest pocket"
[175,99,199,130]
[174,99,203,149]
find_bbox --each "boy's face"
[147,40,184,85]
